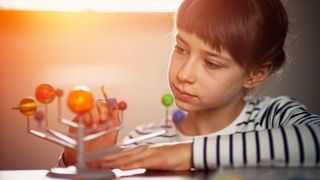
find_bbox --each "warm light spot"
[0,0,89,12]
[90,0,183,12]
[0,0,183,12]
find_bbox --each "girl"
[60,0,320,170]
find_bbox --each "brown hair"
[175,0,288,72]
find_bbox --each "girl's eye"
[205,60,222,70]
[174,45,187,54]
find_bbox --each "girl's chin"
[175,100,197,112]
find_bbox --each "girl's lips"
[172,86,196,102]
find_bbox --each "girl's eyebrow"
[204,51,231,62]
[176,35,188,46]
[176,33,231,62]
[204,51,232,62]
[204,51,222,58]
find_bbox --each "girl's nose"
[177,58,197,84]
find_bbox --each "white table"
[0,167,319,180]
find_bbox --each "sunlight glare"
[0,0,183,12]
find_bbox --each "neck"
[179,95,245,136]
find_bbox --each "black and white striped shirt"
[124,96,320,169]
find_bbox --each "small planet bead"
[108,98,118,108]
[118,101,127,111]
[18,97,37,116]
[172,109,185,124]
[35,83,56,104]
[34,110,45,122]
[161,94,173,107]
[55,89,64,97]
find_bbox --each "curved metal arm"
[83,125,122,142]
[28,129,76,149]
[47,129,77,146]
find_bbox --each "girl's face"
[168,30,248,112]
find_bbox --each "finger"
[83,113,91,127]
[119,146,180,171]
[119,158,153,170]
[71,115,79,123]
[111,107,121,127]
[119,143,192,171]
[96,99,108,123]
[89,145,147,168]
[100,87,113,114]
[87,161,100,168]
[98,98,120,127]
[106,98,119,127]
[106,145,148,161]
[99,146,151,168]
[69,116,80,133]
[120,155,167,170]
[89,104,100,127]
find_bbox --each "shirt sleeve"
[192,125,320,169]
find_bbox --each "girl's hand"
[62,99,121,166]
[91,142,192,171]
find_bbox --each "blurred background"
[0,0,319,170]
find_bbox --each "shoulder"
[245,96,307,113]
[266,96,305,107]
[245,96,302,108]
[247,96,320,128]
[260,96,309,115]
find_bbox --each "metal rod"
[121,111,124,124]
[60,118,79,128]
[28,129,75,149]
[57,96,62,122]
[83,126,122,142]
[76,116,86,170]
[121,129,166,146]
[27,116,30,132]
[45,104,48,128]
[47,129,77,146]
[165,107,169,126]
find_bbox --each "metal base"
[47,166,115,179]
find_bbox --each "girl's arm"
[95,124,319,170]
[192,124,320,169]
[92,97,320,170]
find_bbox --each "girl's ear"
[243,61,273,89]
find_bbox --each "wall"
[0,0,319,169]
[0,11,174,169]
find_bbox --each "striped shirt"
[123,96,320,169]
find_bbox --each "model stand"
[13,83,130,179]
[13,83,185,179]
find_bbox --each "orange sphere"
[35,83,56,104]
[67,86,94,114]
[18,97,37,116]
